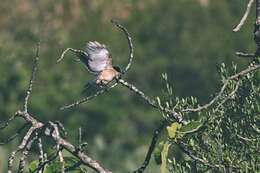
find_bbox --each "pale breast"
[96,68,119,85]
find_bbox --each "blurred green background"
[0,0,256,172]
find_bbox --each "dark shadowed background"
[0,0,255,172]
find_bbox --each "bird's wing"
[75,51,90,71]
[85,41,112,74]
[81,79,102,96]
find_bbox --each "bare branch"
[49,122,65,173]
[60,82,118,110]
[0,123,29,145]
[4,110,111,173]
[182,64,260,113]
[8,151,18,173]
[0,114,18,130]
[6,44,43,173]
[8,126,39,173]
[233,0,255,32]
[111,19,134,74]
[65,161,83,172]
[78,127,82,147]
[57,48,87,63]
[215,81,240,110]
[24,43,40,112]
[2,43,112,173]
[236,134,257,142]
[176,141,222,169]
[37,136,45,173]
[229,63,259,79]
[132,120,168,173]
[44,122,112,173]
[176,141,240,171]
[118,79,186,124]
[18,134,38,173]
[236,51,256,57]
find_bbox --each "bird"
[61,41,120,85]
[57,41,121,95]
[83,41,120,85]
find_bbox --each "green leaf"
[167,122,181,139]
[44,161,62,173]
[154,141,165,165]
[29,160,39,172]
[161,142,171,173]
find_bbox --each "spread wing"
[80,41,112,74]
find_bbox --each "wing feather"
[84,41,112,74]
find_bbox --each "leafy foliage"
[155,60,260,173]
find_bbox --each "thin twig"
[78,127,82,150]
[8,126,38,173]
[176,141,240,171]
[215,81,240,110]
[236,134,257,142]
[18,134,38,173]
[236,52,255,57]
[0,114,18,130]
[183,82,228,113]
[49,122,65,173]
[9,57,40,173]
[118,79,186,124]
[24,43,40,112]
[8,151,19,173]
[233,0,255,32]
[44,122,112,173]
[57,48,88,63]
[132,119,168,173]
[60,83,118,110]
[0,123,29,145]
[64,161,83,172]
[176,141,222,169]
[37,136,44,173]
[182,64,260,113]
[58,150,65,173]
[111,19,134,74]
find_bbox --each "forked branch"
[1,44,112,173]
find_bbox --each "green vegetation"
[0,1,259,172]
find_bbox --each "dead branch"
[182,63,260,113]
[111,19,134,74]
[2,44,112,173]
[233,0,255,32]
